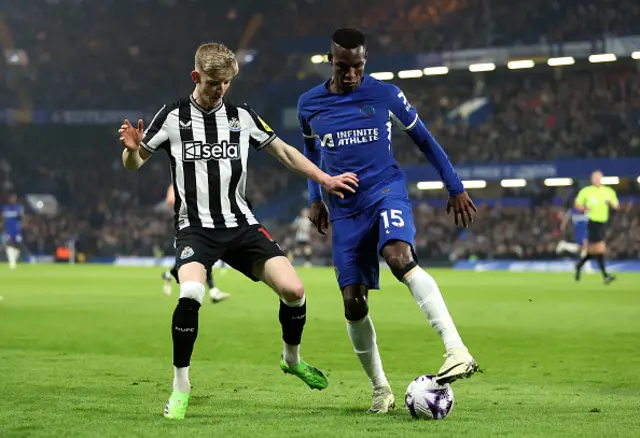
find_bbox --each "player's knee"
[279,282,305,302]
[343,287,369,322]
[179,281,206,305]
[382,241,414,273]
[384,253,416,281]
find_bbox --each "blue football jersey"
[298,74,419,219]
[2,203,23,234]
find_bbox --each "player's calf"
[172,281,204,391]
[254,257,306,364]
[255,256,329,389]
[382,241,478,381]
[262,259,307,364]
[342,284,390,395]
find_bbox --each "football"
[404,375,455,420]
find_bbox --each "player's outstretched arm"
[119,119,151,171]
[303,136,324,205]
[388,85,475,226]
[264,138,358,199]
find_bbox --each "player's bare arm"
[119,119,151,171]
[166,185,175,207]
[264,137,359,199]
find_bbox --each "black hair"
[331,28,366,50]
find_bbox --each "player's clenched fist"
[118,119,144,150]
[309,200,330,236]
[447,191,477,228]
[320,172,359,199]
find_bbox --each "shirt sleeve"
[386,84,419,131]
[298,109,316,140]
[298,98,324,204]
[141,105,170,154]
[243,104,278,151]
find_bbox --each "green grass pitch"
[0,265,639,437]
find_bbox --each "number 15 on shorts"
[381,209,405,229]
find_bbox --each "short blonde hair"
[195,43,239,79]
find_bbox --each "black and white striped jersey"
[141,95,276,230]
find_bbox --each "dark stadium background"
[1,0,638,267]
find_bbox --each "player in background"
[119,42,359,420]
[574,170,618,284]
[555,205,594,274]
[556,205,589,257]
[162,185,230,302]
[2,193,24,270]
[291,208,313,266]
[299,29,478,413]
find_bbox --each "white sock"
[403,267,465,352]
[580,249,588,258]
[281,296,305,366]
[7,247,18,268]
[173,366,190,393]
[347,315,388,389]
[564,242,580,254]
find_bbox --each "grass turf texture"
[0,265,638,438]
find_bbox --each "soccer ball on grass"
[404,374,454,420]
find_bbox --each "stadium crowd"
[3,63,639,260]
[395,66,640,164]
[2,1,639,262]
[2,0,640,109]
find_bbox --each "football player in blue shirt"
[556,205,593,275]
[2,193,24,270]
[299,28,478,413]
[557,206,588,256]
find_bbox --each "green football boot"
[280,357,329,390]
[163,391,190,420]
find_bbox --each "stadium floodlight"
[637,176,640,183]
[310,55,324,64]
[547,57,575,66]
[632,52,640,60]
[469,63,496,72]
[507,60,535,70]
[544,178,573,186]
[601,176,620,185]
[462,180,487,189]
[588,53,616,63]
[500,178,527,187]
[423,66,449,76]
[417,181,444,190]
[370,72,394,80]
[398,69,423,79]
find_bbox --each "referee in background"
[574,170,619,284]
